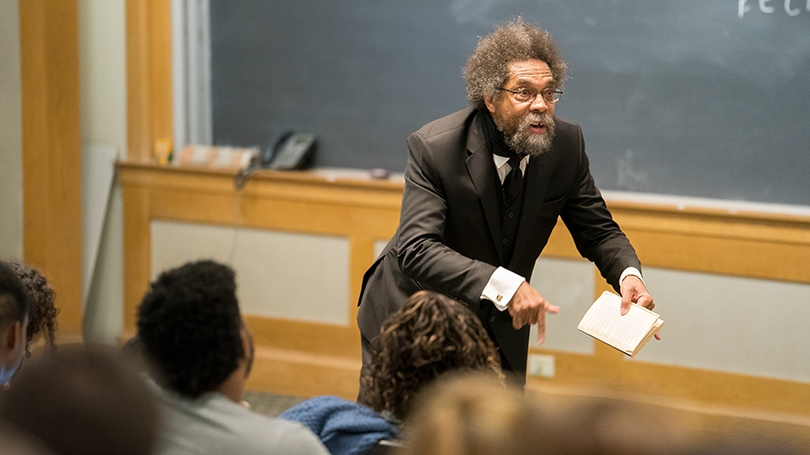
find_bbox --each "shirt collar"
[493,153,529,170]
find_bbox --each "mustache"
[520,112,554,130]
[506,112,556,157]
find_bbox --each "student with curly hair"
[279,290,503,455]
[359,290,503,420]
[136,259,328,455]
[7,262,59,356]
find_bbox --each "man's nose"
[529,94,548,112]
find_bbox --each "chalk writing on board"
[738,0,810,18]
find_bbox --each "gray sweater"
[148,383,329,455]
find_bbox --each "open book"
[577,291,664,357]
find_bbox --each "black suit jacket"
[357,107,640,377]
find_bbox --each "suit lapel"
[465,114,506,264]
[509,145,556,269]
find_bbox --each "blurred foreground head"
[404,373,697,455]
[403,374,545,455]
[0,344,159,455]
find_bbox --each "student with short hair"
[137,259,329,455]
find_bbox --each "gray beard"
[504,113,556,157]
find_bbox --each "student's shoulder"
[233,410,330,455]
[260,416,329,455]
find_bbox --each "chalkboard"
[211,0,810,206]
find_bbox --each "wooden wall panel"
[126,0,172,163]
[19,0,83,337]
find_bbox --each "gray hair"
[463,18,568,109]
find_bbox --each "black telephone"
[261,131,317,170]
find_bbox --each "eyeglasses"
[499,87,563,104]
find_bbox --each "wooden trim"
[541,203,810,283]
[121,183,151,331]
[245,346,362,400]
[526,348,810,417]
[18,0,83,336]
[244,316,358,358]
[126,0,172,163]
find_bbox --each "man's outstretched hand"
[507,281,560,344]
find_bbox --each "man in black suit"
[357,18,656,383]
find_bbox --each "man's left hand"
[619,275,660,340]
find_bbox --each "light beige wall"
[0,0,23,259]
[151,221,351,325]
[636,268,810,382]
[79,0,127,343]
[79,0,127,146]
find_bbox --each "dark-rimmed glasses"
[499,87,563,104]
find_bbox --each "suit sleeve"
[395,132,497,305]
[559,126,641,291]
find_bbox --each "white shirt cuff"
[481,267,525,312]
[620,267,644,285]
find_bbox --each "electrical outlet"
[528,354,555,378]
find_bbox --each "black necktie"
[503,155,524,206]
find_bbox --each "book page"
[577,291,661,354]
[631,319,666,357]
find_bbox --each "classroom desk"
[118,161,810,424]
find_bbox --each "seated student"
[0,344,159,455]
[279,290,503,455]
[7,261,59,356]
[0,261,29,388]
[136,259,329,455]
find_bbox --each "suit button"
[490,315,496,323]
[502,238,508,244]
[507,211,515,218]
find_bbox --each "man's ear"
[240,328,251,360]
[484,94,497,114]
[239,326,255,378]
